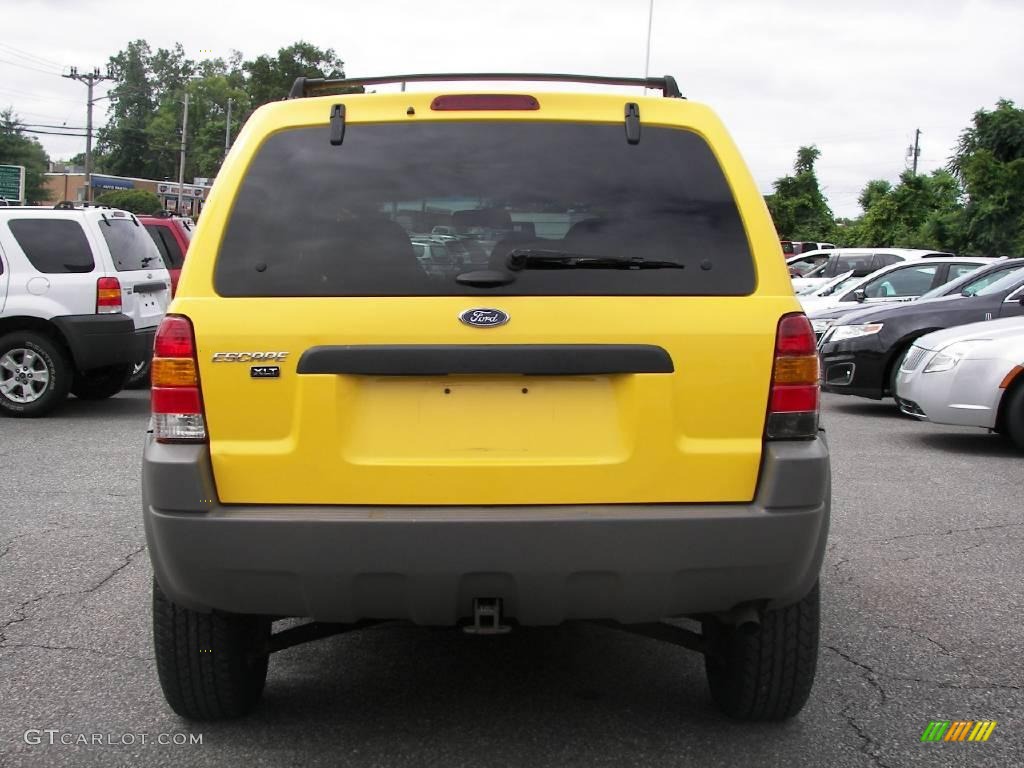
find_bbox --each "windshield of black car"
[974,265,1024,296]
[214,121,754,297]
[99,218,164,271]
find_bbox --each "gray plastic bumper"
[142,436,830,625]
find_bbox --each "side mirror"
[853,288,866,303]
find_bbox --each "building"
[42,172,211,216]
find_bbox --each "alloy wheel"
[0,347,51,404]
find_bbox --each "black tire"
[0,331,72,418]
[703,581,820,721]
[1004,383,1024,451]
[126,358,152,389]
[71,364,131,400]
[887,347,909,400]
[152,578,271,720]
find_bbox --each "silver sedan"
[895,316,1024,448]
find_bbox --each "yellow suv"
[142,73,830,722]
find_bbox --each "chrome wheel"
[0,347,51,404]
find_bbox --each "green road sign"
[0,164,26,203]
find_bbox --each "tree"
[764,145,835,241]
[845,170,965,250]
[0,108,52,203]
[243,41,346,108]
[98,40,156,179]
[95,189,162,214]
[949,100,1024,256]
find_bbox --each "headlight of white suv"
[924,340,989,373]
[828,323,884,342]
[811,319,833,334]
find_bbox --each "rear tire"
[1003,384,1024,451]
[0,331,71,418]
[71,364,131,400]
[703,581,820,721]
[888,347,909,401]
[152,578,271,720]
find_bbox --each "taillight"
[96,277,122,314]
[430,94,540,111]
[151,315,206,443]
[767,313,820,440]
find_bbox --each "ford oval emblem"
[459,308,509,328]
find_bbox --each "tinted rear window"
[8,219,94,273]
[215,122,754,297]
[145,225,185,269]
[100,218,163,272]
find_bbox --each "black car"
[809,259,1024,342]
[817,264,1024,399]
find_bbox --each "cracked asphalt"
[1,391,1022,767]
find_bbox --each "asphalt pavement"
[1,391,1022,767]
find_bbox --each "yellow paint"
[173,89,803,505]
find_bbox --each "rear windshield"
[100,218,164,272]
[824,253,878,277]
[215,121,754,296]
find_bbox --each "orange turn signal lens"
[773,355,820,384]
[152,358,197,387]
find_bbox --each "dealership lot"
[1,392,1021,767]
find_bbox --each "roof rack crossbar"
[288,73,683,100]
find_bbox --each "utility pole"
[63,66,112,202]
[177,90,189,214]
[908,128,921,176]
[224,98,232,155]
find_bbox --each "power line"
[17,127,88,137]
[0,43,65,70]
[22,122,88,131]
[0,56,64,77]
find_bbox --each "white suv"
[0,204,171,417]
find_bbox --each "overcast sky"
[3,0,1021,217]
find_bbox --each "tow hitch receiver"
[463,597,511,635]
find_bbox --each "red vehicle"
[138,213,193,295]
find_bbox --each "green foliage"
[0,108,52,203]
[949,100,1024,256]
[242,41,346,107]
[94,189,163,214]
[764,145,835,241]
[770,100,1024,257]
[96,40,346,184]
[845,170,964,250]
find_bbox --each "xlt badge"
[250,366,281,378]
[212,352,289,362]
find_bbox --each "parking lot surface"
[1,392,1022,767]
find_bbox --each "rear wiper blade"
[506,249,684,271]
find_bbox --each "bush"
[94,189,163,214]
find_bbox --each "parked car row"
[0,202,190,417]
[800,250,1024,448]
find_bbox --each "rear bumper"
[53,314,155,372]
[142,437,830,625]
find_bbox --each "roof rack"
[288,73,683,100]
[53,201,113,210]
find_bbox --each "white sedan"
[894,317,1024,448]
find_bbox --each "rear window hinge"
[329,104,346,146]
[625,102,641,145]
